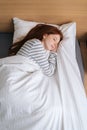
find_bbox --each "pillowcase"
[13,17,76,44]
[13,17,44,43]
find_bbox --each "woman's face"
[42,34,61,52]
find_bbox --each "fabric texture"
[0,40,87,130]
[17,38,57,76]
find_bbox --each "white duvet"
[0,43,87,130]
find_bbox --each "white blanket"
[0,44,87,130]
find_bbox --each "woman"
[9,24,63,76]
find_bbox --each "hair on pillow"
[13,18,44,43]
[13,17,76,59]
[13,17,76,44]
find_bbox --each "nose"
[51,43,56,49]
[54,42,57,48]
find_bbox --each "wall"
[0,0,87,40]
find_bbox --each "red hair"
[9,24,63,55]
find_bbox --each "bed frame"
[0,0,87,41]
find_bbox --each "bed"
[0,17,87,130]
[0,25,84,81]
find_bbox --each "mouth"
[51,45,55,49]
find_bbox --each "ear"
[43,34,48,39]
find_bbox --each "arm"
[47,51,57,76]
[30,39,57,76]
[18,38,57,76]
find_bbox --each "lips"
[51,45,55,49]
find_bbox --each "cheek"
[44,37,52,47]
[45,39,50,45]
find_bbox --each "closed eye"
[53,38,56,41]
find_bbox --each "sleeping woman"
[9,24,63,76]
[1,24,87,130]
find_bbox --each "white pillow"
[13,17,44,43]
[13,17,76,44]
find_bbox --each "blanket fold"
[0,46,87,130]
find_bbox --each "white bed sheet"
[0,42,87,130]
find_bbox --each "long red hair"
[9,24,63,55]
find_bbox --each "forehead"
[49,34,60,39]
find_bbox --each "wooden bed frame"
[0,0,87,94]
[0,0,87,41]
